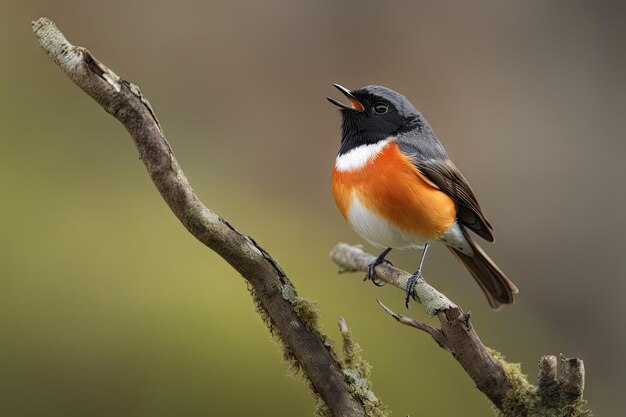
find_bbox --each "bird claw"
[404,269,422,308]
[364,258,393,287]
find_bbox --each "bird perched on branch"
[328,84,518,309]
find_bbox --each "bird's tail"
[448,233,518,310]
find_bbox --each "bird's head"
[327,84,425,148]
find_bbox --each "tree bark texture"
[32,17,372,417]
[330,243,589,416]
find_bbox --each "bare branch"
[32,17,370,417]
[330,243,455,315]
[330,243,590,416]
[331,243,510,407]
[376,299,450,351]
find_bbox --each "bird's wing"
[410,156,495,242]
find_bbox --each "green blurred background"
[1,1,624,416]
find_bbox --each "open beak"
[327,83,364,112]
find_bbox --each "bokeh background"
[1,1,624,416]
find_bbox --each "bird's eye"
[373,102,389,114]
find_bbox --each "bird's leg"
[405,243,429,308]
[365,247,393,287]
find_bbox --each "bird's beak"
[327,83,364,112]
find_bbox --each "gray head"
[327,84,438,155]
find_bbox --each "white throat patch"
[335,139,393,172]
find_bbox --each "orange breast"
[332,142,457,240]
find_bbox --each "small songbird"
[328,84,518,309]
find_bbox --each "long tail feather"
[448,234,518,310]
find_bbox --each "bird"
[327,84,518,309]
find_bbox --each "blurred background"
[1,1,624,416]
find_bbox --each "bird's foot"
[364,258,393,287]
[404,269,422,308]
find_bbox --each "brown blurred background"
[1,1,624,416]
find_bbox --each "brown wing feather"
[414,159,495,242]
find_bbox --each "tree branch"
[330,243,589,416]
[375,299,451,352]
[330,243,455,315]
[32,17,374,417]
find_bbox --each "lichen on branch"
[32,17,375,417]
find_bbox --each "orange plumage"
[332,142,456,240]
